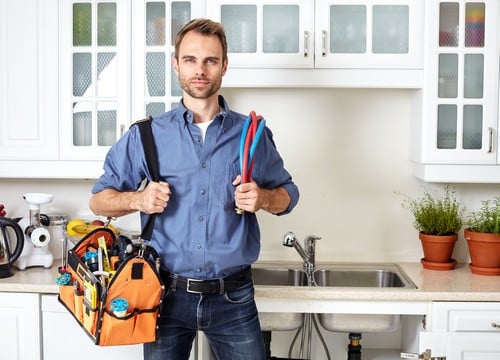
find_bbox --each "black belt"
[161,267,252,294]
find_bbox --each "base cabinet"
[420,301,500,358]
[420,332,500,359]
[41,295,198,359]
[41,295,144,359]
[0,292,40,360]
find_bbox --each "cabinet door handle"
[488,127,494,153]
[304,31,309,57]
[492,322,500,328]
[322,30,327,57]
[120,124,125,137]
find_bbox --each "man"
[89,18,299,359]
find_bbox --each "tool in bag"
[57,116,165,346]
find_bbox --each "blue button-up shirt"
[92,96,299,279]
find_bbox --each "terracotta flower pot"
[464,228,500,275]
[419,232,457,263]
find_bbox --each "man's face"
[172,31,228,100]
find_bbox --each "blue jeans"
[144,279,266,360]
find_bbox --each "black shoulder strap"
[132,116,159,241]
[135,116,160,182]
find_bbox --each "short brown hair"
[174,18,228,63]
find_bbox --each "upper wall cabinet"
[59,0,204,162]
[130,1,205,120]
[0,0,58,162]
[0,0,203,178]
[207,0,424,87]
[411,0,500,183]
[315,0,423,70]
[207,1,314,68]
[59,0,131,161]
[0,0,423,179]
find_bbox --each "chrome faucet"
[282,232,321,270]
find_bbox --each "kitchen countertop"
[1,262,500,304]
[253,261,500,302]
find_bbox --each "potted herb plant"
[465,196,500,275]
[401,186,464,270]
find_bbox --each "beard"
[177,74,222,100]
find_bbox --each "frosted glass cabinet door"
[422,0,499,164]
[206,0,314,68]
[59,0,130,160]
[131,1,204,119]
[315,0,423,69]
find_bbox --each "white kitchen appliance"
[14,193,54,270]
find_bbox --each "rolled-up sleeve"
[256,127,299,216]
[92,126,147,194]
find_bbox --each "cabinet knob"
[492,322,500,328]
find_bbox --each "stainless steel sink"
[312,264,416,333]
[250,264,417,333]
[313,263,416,288]
[251,267,307,331]
[252,267,308,287]
[318,313,402,333]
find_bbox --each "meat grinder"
[14,193,54,270]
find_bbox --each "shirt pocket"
[216,162,239,209]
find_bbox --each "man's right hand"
[89,181,172,218]
[130,181,171,214]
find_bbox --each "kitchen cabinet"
[208,0,424,88]
[0,0,107,178]
[0,292,40,360]
[41,295,144,360]
[58,0,131,161]
[0,0,58,161]
[42,294,200,359]
[0,0,203,178]
[411,0,500,183]
[59,0,205,161]
[419,301,500,358]
[62,0,206,159]
[130,1,205,120]
[206,0,314,68]
[0,0,433,179]
[314,0,423,70]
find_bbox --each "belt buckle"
[186,278,204,294]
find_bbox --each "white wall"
[1,88,499,264]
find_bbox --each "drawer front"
[449,310,500,331]
[432,302,500,332]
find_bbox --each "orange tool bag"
[58,117,165,345]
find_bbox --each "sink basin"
[313,264,415,288]
[251,267,307,331]
[313,264,415,333]
[252,267,308,287]
[318,313,401,333]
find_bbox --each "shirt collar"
[175,95,234,132]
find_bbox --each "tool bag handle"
[133,116,159,241]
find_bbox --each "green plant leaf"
[400,186,464,236]
[466,196,500,234]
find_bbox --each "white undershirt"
[194,119,214,141]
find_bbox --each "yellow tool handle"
[97,236,112,273]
